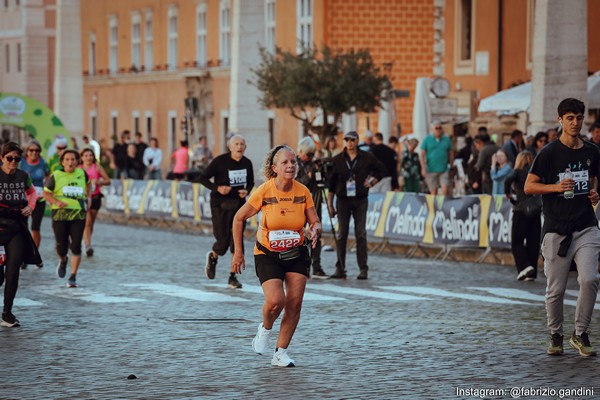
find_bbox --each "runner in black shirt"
[198,134,254,289]
[0,142,42,327]
[525,98,600,357]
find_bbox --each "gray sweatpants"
[542,226,600,335]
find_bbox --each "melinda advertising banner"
[374,192,428,243]
[102,181,525,251]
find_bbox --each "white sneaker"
[271,348,295,367]
[252,323,271,355]
[517,266,534,281]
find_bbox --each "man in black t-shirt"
[111,130,130,179]
[198,134,254,289]
[525,98,600,357]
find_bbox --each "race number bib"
[346,179,356,197]
[268,230,301,251]
[34,186,44,198]
[228,169,247,188]
[62,186,84,198]
[559,170,589,196]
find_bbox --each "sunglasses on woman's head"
[5,156,22,163]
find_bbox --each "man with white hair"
[48,135,69,173]
[295,136,328,278]
[198,134,254,289]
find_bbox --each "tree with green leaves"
[251,45,390,144]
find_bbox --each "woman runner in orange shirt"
[231,145,321,367]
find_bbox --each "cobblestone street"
[1,218,599,399]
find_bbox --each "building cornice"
[83,67,230,86]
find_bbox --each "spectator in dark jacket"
[504,150,541,281]
[502,130,523,165]
[370,132,399,192]
[475,130,500,194]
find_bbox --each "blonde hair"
[262,145,294,180]
[514,150,534,170]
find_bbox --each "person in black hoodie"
[504,151,541,281]
[0,142,42,327]
[198,134,254,289]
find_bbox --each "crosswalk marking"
[309,284,427,301]
[204,283,346,301]
[33,286,146,303]
[122,283,248,302]
[13,298,44,307]
[468,287,597,309]
[17,282,598,307]
[384,286,530,305]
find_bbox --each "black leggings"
[29,201,45,231]
[3,233,24,314]
[52,219,86,257]
[210,203,245,256]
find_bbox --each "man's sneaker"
[36,263,44,269]
[56,256,68,278]
[357,270,368,280]
[312,269,329,279]
[67,275,77,288]
[86,247,94,257]
[547,333,564,356]
[252,323,271,355]
[271,348,295,367]
[329,270,347,279]
[205,251,217,280]
[1,312,20,328]
[228,274,242,289]
[569,331,597,357]
[517,266,535,281]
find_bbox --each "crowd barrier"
[103,179,524,261]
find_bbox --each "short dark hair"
[475,132,490,143]
[180,140,189,147]
[1,141,23,157]
[388,136,399,144]
[511,130,523,139]
[59,149,81,163]
[557,98,585,117]
[534,131,548,143]
[374,132,384,141]
[589,122,600,132]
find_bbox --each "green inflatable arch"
[0,92,71,156]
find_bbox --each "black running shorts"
[90,195,102,211]
[254,252,310,284]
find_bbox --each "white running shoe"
[271,348,295,367]
[252,323,271,355]
[517,266,534,281]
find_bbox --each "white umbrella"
[478,73,600,115]
[412,77,432,145]
[587,74,600,109]
[478,82,532,114]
